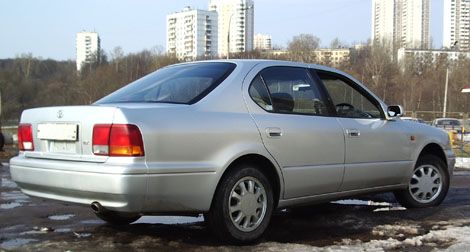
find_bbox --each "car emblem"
[57,110,64,119]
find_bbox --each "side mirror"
[387,105,403,117]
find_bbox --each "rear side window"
[249,75,273,111]
[249,67,330,116]
[96,62,236,105]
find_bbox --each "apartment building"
[76,31,100,71]
[166,7,218,60]
[443,0,470,51]
[209,0,254,57]
[314,48,351,66]
[371,0,430,49]
[254,33,272,51]
[398,48,470,66]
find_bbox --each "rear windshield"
[96,62,236,105]
[437,120,460,126]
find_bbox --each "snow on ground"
[254,222,470,251]
[455,157,470,169]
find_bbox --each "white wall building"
[209,0,254,57]
[166,7,218,61]
[398,48,470,66]
[371,0,430,49]
[443,0,470,51]
[254,34,272,51]
[76,31,100,71]
[371,0,396,45]
[399,0,430,49]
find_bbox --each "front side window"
[249,67,329,116]
[96,62,236,105]
[316,71,382,119]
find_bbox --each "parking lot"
[1,160,470,251]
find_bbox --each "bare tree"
[287,34,320,63]
[330,38,347,49]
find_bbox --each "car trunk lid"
[20,105,117,163]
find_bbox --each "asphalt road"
[1,162,470,251]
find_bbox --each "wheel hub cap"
[409,164,443,204]
[229,177,267,232]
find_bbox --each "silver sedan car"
[11,60,455,243]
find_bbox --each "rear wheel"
[207,165,274,243]
[394,155,449,208]
[95,211,141,225]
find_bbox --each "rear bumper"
[10,155,218,213]
[10,156,148,212]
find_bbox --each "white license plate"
[37,123,78,141]
[49,141,77,153]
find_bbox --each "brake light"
[92,124,145,157]
[92,124,111,155]
[18,123,34,151]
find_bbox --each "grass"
[453,141,470,158]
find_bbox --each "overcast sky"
[0,0,444,60]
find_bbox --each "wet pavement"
[1,161,470,251]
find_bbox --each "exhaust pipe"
[91,201,106,214]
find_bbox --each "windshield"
[96,62,236,105]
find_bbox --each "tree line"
[1,35,469,124]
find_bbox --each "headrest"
[271,92,294,112]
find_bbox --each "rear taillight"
[18,123,34,151]
[92,124,145,157]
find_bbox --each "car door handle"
[346,129,360,138]
[266,127,282,138]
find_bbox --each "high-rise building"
[76,31,100,71]
[371,0,395,45]
[254,34,272,51]
[166,7,218,61]
[209,0,254,57]
[443,0,470,51]
[398,0,430,49]
[371,0,430,49]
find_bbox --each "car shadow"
[85,187,470,247]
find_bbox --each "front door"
[314,70,413,191]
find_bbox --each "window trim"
[248,66,334,117]
[312,69,386,120]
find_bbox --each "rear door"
[244,65,345,199]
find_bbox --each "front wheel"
[394,155,449,208]
[207,166,274,243]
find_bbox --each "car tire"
[207,165,274,244]
[95,211,141,225]
[394,155,449,208]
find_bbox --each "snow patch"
[456,157,470,169]
[1,178,17,188]
[333,199,392,206]
[48,214,75,221]
[0,238,37,250]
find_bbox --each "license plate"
[37,123,78,141]
[49,141,77,153]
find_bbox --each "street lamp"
[227,4,253,59]
[443,68,449,117]
[443,41,458,117]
